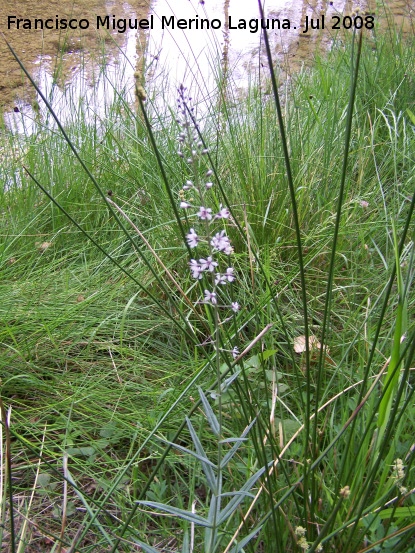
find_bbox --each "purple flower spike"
[186,228,199,248]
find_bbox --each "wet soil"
[0,0,413,112]
[0,0,150,107]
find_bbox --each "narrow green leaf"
[181,531,190,553]
[132,538,162,553]
[66,447,95,457]
[198,386,220,437]
[219,438,248,444]
[221,371,240,392]
[228,525,262,553]
[186,417,218,494]
[406,108,415,125]
[217,464,268,524]
[220,419,256,469]
[65,468,114,546]
[164,441,217,468]
[376,506,415,520]
[220,491,255,499]
[205,493,221,553]
[377,221,406,431]
[137,501,211,527]
[260,349,278,361]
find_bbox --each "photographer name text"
[7,14,375,34]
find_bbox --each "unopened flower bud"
[340,486,350,498]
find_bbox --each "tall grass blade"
[377,221,407,431]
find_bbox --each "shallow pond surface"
[1,0,414,130]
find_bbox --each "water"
[1,0,413,132]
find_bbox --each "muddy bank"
[0,0,150,107]
[1,0,413,114]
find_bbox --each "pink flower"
[186,228,199,248]
[214,268,235,285]
[215,204,230,219]
[180,201,191,209]
[199,256,218,272]
[211,230,231,252]
[231,302,240,313]
[215,273,227,285]
[189,259,203,279]
[204,290,217,305]
[197,206,212,220]
[224,268,235,282]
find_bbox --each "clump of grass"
[1,10,415,553]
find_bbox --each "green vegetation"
[1,19,415,553]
